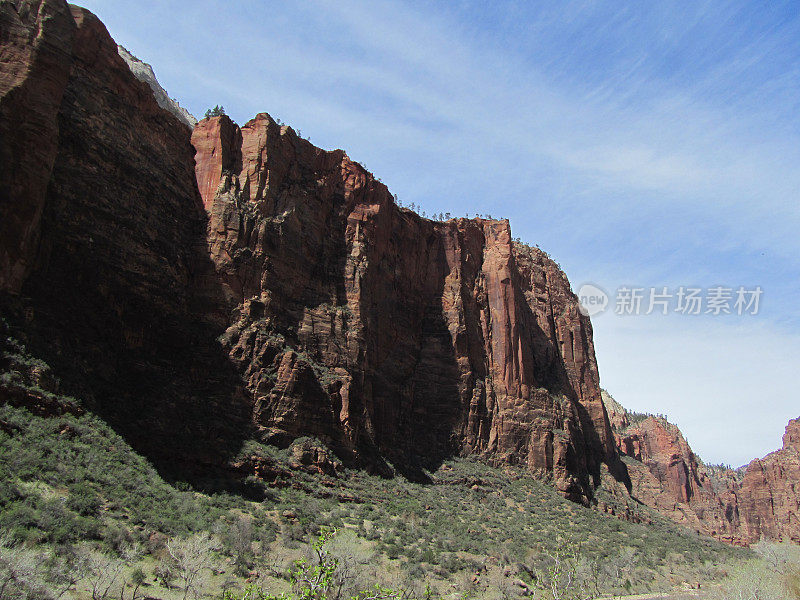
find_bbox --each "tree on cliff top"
[204,105,226,119]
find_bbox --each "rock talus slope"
[0,0,626,503]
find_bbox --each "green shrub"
[66,482,101,517]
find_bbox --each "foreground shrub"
[715,541,800,600]
[223,529,428,600]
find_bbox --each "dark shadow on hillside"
[0,60,254,492]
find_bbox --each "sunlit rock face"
[612,412,743,543]
[607,390,800,545]
[117,44,197,129]
[737,418,800,543]
[192,113,624,500]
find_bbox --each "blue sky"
[80,0,800,467]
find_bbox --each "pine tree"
[204,105,226,119]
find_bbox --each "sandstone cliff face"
[738,418,800,542]
[0,1,251,485]
[605,392,800,545]
[613,412,741,542]
[0,0,75,293]
[602,389,629,431]
[0,0,625,503]
[191,114,624,500]
[2,0,799,540]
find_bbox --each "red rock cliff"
[191,114,624,500]
[606,392,800,545]
[737,418,800,542]
[0,0,74,292]
[0,0,250,485]
[0,0,613,502]
[613,412,741,543]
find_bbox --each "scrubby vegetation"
[0,329,794,599]
[0,396,752,599]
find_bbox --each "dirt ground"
[598,591,716,600]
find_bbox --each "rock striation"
[191,112,625,500]
[0,0,75,293]
[0,0,626,503]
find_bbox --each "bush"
[0,538,90,600]
[0,400,226,543]
[66,483,102,517]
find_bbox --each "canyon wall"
[0,0,251,485]
[606,392,800,544]
[0,0,625,503]
[190,112,625,500]
[0,0,75,293]
[737,418,800,542]
[2,0,798,538]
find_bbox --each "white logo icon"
[578,283,609,317]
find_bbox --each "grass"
[0,329,753,599]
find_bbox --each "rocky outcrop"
[602,389,629,431]
[192,113,625,500]
[0,0,626,503]
[738,418,800,542]
[0,323,84,418]
[605,392,800,545]
[117,45,197,129]
[613,412,741,543]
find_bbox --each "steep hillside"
[0,326,749,598]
